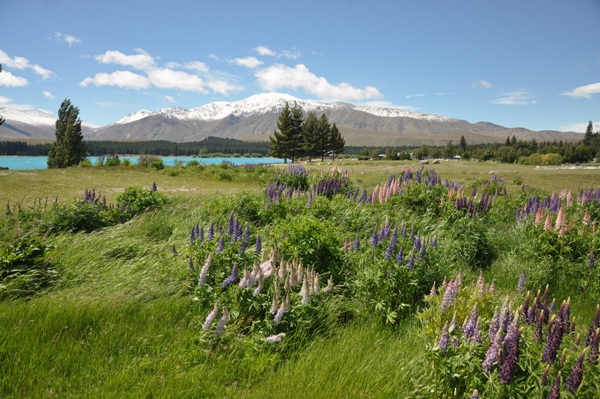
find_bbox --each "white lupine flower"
[259,253,275,278]
[270,291,279,315]
[239,265,250,288]
[215,308,228,337]
[265,333,286,343]
[323,275,334,293]
[274,304,285,325]
[203,302,218,330]
[301,276,309,304]
[313,273,320,295]
[253,269,264,296]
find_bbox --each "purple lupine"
[483,329,503,374]
[440,279,457,313]
[198,226,204,242]
[190,228,196,246]
[547,372,561,399]
[499,328,521,384]
[396,245,403,264]
[488,308,500,341]
[370,226,379,248]
[565,349,586,393]
[463,305,478,340]
[542,303,569,364]
[188,256,195,272]
[353,232,360,251]
[407,251,415,270]
[418,241,427,261]
[208,221,214,240]
[221,264,238,288]
[413,234,421,251]
[239,224,250,254]
[255,233,262,257]
[541,365,550,386]
[198,254,211,286]
[589,328,599,365]
[521,291,531,324]
[438,322,449,354]
[152,181,157,192]
[215,309,228,337]
[517,271,526,291]
[534,310,545,343]
[227,212,234,236]
[172,244,178,256]
[216,236,225,254]
[384,228,398,260]
[203,302,219,330]
[585,305,600,346]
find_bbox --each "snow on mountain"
[108,93,453,125]
[0,107,100,129]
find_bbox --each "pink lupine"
[554,206,565,230]
[544,213,553,231]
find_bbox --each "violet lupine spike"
[585,305,600,346]
[413,234,421,251]
[438,322,449,354]
[152,181,157,191]
[227,212,234,236]
[208,221,214,240]
[202,302,219,330]
[432,234,438,249]
[198,254,211,286]
[384,228,398,260]
[547,372,561,399]
[396,245,403,265]
[463,305,478,340]
[172,244,178,256]
[188,256,195,272]
[216,236,225,254]
[440,279,457,313]
[353,232,360,251]
[255,233,262,257]
[371,226,379,248]
[198,226,204,242]
[215,309,229,337]
[499,328,521,384]
[517,271,526,291]
[565,349,586,393]
[407,251,415,270]
[482,329,503,374]
[221,265,238,288]
[488,308,500,341]
[418,241,427,261]
[589,328,599,365]
[190,228,196,246]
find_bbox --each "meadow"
[1,159,600,398]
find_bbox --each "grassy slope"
[1,161,599,398]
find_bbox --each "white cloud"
[94,49,156,71]
[206,80,244,95]
[558,121,600,133]
[0,95,12,105]
[165,62,181,69]
[278,50,300,60]
[254,46,276,57]
[147,68,207,93]
[185,61,210,73]
[53,32,81,47]
[164,95,176,103]
[255,63,382,101]
[472,80,493,89]
[231,56,263,69]
[79,70,151,90]
[562,82,600,99]
[492,89,534,105]
[208,54,220,61]
[0,70,29,87]
[0,49,54,79]
[435,92,445,96]
[43,91,55,100]
[405,94,426,98]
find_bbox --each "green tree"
[583,120,595,146]
[329,122,345,160]
[47,99,87,168]
[459,135,467,152]
[0,65,4,126]
[288,103,305,162]
[301,112,319,162]
[316,113,331,162]
[269,103,293,163]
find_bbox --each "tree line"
[269,103,345,163]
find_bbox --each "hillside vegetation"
[1,160,600,398]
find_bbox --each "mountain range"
[0,93,582,146]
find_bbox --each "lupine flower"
[438,322,449,354]
[407,251,415,270]
[469,389,479,399]
[190,228,196,246]
[198,226,204,242]
[544,213,553,231]
[265,333,286,343]
[371,226,379,248]
[488,279,496,293]
[440,279,458,313]
[152,181,157,191]
[456,269,462,286]
[463,305,478,340]
[517,271,526,291]
[188,256,195,272]
[499,328,521,384]
[432,234,438,249]
[488,308,500,340]
[216,236,225,254]
[418,241,427,261]
[384,229,397,260]
[396,246,404,265]
[198,254,211,286]
[203,302,218,330]
[226,212,234,236]
[253,270,264,296]
[221,264,238,288]
[208,221,214,240]
[413,234,421,251]
[430,281,437,297]
[541,365,550,386]
[565,349,586,393]
[172,244,178,256]
[476,272,485,294]
[353,232,360,251]
[547,372,561,399]
[483,329,503,373]
[585,305,600,346]
[589,328,599,365]
[215,308,228,337]
[472,319,483,345]
[274,303,286,325]
[255,234,262,257]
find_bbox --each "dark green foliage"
[301,112,319,161]
[116,186,169,214]
[316,113,331,161]
[329,122,345,160]
[47,99,88,168]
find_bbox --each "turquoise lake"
[0,156,283,171]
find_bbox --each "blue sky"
[1,0,599,134]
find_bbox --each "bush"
[105,156,121,167]
[78,159,92,167]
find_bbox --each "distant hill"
[0,93,583,146]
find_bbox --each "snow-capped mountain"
[0,93,581,145]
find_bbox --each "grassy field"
[1,160,600,398]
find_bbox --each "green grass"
[1,160,600,398]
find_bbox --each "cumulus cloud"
[561,82,600,99]
[94,49,156,71]
[278,50,300,60]
[0,70,29,87]
[472,80,493,89]
[164,95,176,103]
[185,61,210,73]
[254,45,276,56]
[207,80,244,95]
[53,32,81,47]
[43,91,55,100]
[231,56,263,69]
[0,95,12,105]
[255,63,382,101]
[405,94,426,98]
[559,121,600,133]
[147,68,207,93]
[0,49,54,80]
[492,89,535,105]
[80,70,151,90]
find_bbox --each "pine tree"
[289,103,305,162]
[47,99,88,168]
[505,136,511,146]
[459,135,467,152]
[510,135,517,146]
[0,65,4,126]
[583,120,594,146]
[329,122,345,161]
[269,102,293,163]
[316,113,331,161]
[301,112,319,162]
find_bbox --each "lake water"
[0,156,284,170]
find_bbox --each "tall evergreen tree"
[301,112,319,162]
[583,120,595,146]
[505,136,511,146]
[269,102,293,163]
[316,113,331,161]
[288,103,305,162]
[459,135,467,152]
[329,122,345,161]
[0,65,4,126]
[47,99,88,168]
